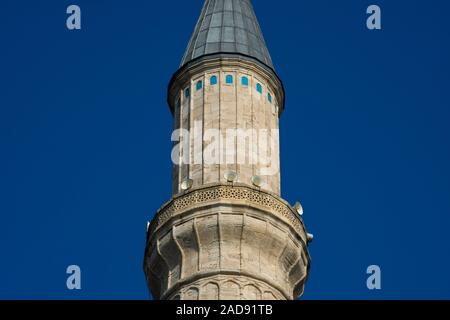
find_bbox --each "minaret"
[144,0,311,300]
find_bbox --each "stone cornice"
[145,184,312,300]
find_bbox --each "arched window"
[256,83,262,94]
[241,76,249,87]
[268,92,272,103]
[196,80,203,91]
[185,87,190,98]
[226,75,233,84]
[210,75,218,86]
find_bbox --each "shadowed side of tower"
[144,0,311,300]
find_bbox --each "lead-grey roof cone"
[180,0,274,69]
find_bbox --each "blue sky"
[1,0,450,299]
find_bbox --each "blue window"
[226,75,233,84]
[196,80,203,91]
[241,76,249,87]
[185,87,190,98]
[268,93,272,103]
[256,83,262,94]
[210,75,218,85]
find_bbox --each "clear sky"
[1,0,450,300]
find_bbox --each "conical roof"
[181,0,274,69]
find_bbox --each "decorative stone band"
[166,274,286,300]
[149,183,307,240]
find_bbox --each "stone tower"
[144,0,311,300]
